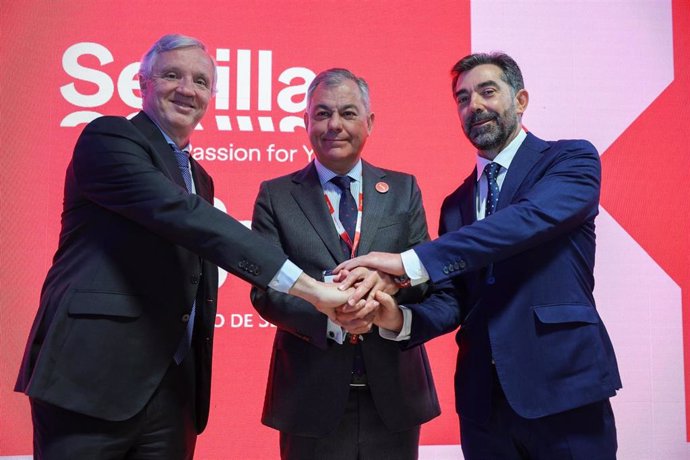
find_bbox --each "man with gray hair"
[250,68,453,459]
[15,35,351,459]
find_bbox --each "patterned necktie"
[484,162,501,217]
[171,145,196,364]
[173,146,193,193]
[330,176,357,243]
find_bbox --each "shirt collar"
[152,122,192,153]
[476,128,527,182]
[314,159,363,187]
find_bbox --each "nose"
[327,113,343,131]
[469,92,484,113]
[175,77,196,95]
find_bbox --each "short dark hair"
[306,68,371,113]
[451,52,524,95]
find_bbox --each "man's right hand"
[372,291,404,333]
[289,273,353,316]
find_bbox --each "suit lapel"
[357,162,387,256]
[130,111,188,191]
[441,172,476,234]
[291,163,345,262]
[458,172,477,228]
[190,159,213,202]
[497,132,548,210]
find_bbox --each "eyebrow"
[455,79,501,98]
[311,103,360,112]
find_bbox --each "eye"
[342,110,358,119]
[195,78,210,89]
[482,88,496,97]
[314,110,331,120]
[456,94,469,105]
[162,72,179,81]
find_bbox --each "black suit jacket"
[250,161,445,437]
[15,111,288,433]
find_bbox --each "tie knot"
[172,145,190,167]
[484,162,501,181]
[331,175,353,192]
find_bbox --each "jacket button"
[486,276,496,285]
[453,262,460,270]
[181,314,191,322]
[443,266,449,274]
[191,275,200,284]
[458,260,466,269]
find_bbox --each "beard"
[463,103,519,153]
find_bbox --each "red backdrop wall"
[2,1,689,458]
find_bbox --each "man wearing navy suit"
[338,52,622,459]
[250,68,447,459]
[15,34,350,460]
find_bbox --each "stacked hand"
[331,267,398,334]
[332,252,407,334]
[290,252,407,334]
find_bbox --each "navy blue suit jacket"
[406,132,622,424]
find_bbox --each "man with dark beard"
[336,52,621,459]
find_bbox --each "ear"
[367,112,375,133]
[514,89,529,115]
[303,111,309,130]
[139,74,148,95]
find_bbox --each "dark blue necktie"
[172,146,196,364]
[330,175,366,377]
[331,176,357,252]
[484,162,501,216]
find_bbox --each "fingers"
[337,298,378,320]
[372,291,403,332]
[334,254,377,274]
[369,272,399,297]
[337,267,371,291]
[331,269,350,283]
[343,271,380,306]
[337,301,378,335]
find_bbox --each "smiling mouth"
[471,118,494,128]
[172,100,195,110]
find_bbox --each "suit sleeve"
[397,176,463,346]
[249,180,331,349]
[393,175,430,304]
[415,141,601,284]
[72,116,288,289]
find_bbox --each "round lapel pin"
[375,181,389,193]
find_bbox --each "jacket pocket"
[533,303,599,325]
[67,290,143,318]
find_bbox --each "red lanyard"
[324,190,363,258]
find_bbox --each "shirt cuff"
[327,319,346,344]
[400,249,429,286]
[378,305,412,341]
[268,259,303,294]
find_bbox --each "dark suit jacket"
[250,161,445,437]
[406,132,622,424]
[15,111,288,433]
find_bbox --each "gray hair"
[306,68,371,113]
[139,34,217,92]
